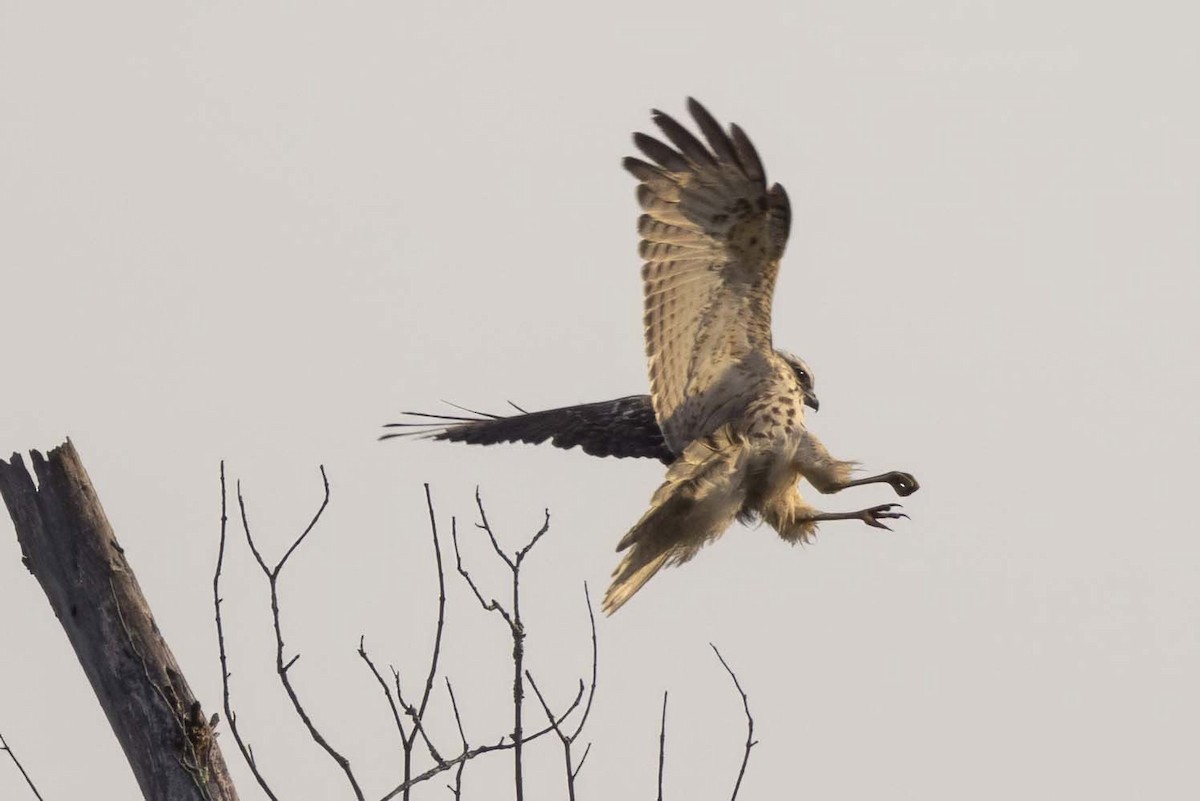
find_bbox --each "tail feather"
[602,426,752,614]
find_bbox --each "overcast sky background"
[2,2,1198,799]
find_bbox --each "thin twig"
[367,485,451,799]
[568,584,599,742]
[390,666,447,793]
[445,680,468,800]
[377,682,585,801]
[418,484,448,722]
[520,582,599,799]
[572,742,592,781]
[710,644,756,801]
[213,466,283,800]
[357,637,406,743]
[238,468,365,801]
[466,489,551,801]
[452,517,512,626]
[657,691,668,801]
[473,487,514,569]
[525,673,584,801]
[0,730,44,801]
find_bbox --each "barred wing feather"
[625,98,792,454]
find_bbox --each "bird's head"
[778,351,819,412]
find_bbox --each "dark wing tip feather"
[728,123,765,182]
[632,132,688,172]
[685,97,738,165]
[651,109,716,166]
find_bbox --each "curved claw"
[862,503,907,531]
[887,472,920,497]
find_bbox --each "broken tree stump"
[0,440,238,800]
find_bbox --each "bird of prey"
[386,99,919,614]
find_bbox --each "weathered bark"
[0,440,238,801]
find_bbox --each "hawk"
[387,99,919,614]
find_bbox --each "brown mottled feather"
[603,426,752,614]
[623,98,792,456]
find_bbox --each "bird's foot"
[884,471,920,497]
[858,503,908,531]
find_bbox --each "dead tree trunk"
[0,440,238,801]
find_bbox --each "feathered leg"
[761,485,909,543]
[793,431,919,497]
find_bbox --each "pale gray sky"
[3,2,1198,799]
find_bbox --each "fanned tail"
[603,427,753,614]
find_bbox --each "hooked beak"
[804,392,820,412]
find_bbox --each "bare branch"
[0,729,44,801]
[445,680,468,800]
[710,644,756,801]
[521,582,599,799]
[236,479,271,577]
[568,584,599,742]
[213,472,272,796]
[274,465,331,577]
[237,469,364,801]
[515,509,552,564]
[572,742,592,781]
[473,487,514,569]
[376,693,580,801]
[525,673,585,801]
[217,467,283,800]
[461,492,555,801]
[417,484,448,722]
[357,637,406,744]
[657,691,668,801]
[451,517,512,626]
[390,667,446,770]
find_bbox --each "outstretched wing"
[380,396,674,463]
[626,98,792,454]
[602,426,752,614]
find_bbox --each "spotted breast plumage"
[385,98,920,614]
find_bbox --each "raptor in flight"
[386,99,919,613]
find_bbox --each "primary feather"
[628,98,792,455]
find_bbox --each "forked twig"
[365,485,452,798]
[210,460,628,801]
[377,684,586,801]
[237,467,364,801]
[445,680,468,799]
[357,638,406,743]
[456,488,552,801]
[213,462,279,800]
[523,583,600,799]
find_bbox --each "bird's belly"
[740,446,803,518]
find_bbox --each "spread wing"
[625,98,792,454]
[380,396,674,463]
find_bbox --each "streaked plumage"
[385,99,920,615]
[603,99,918,613]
